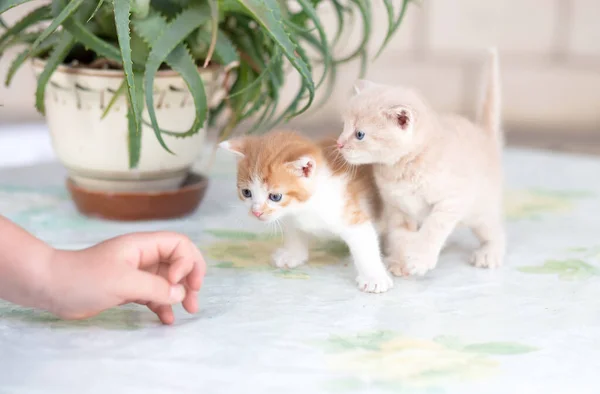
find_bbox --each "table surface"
[1,148,600,394]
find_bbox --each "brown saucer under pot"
[67,173,208,221]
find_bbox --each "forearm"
[0,215,54,309]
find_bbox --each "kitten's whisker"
[271,222,278,238]
[268,222,275,237]
[275,219,284,242]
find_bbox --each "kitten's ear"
[385,105,415,131]
[353,79,376,94]
[286,156,316,178]
[219,139,246,158]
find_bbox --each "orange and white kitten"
[336,48,505,276]
[219,130,394,293]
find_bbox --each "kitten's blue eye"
[269,193,283,202]
[355,130,365,140]
[241,189,252,198]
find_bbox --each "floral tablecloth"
[1,148,599,394]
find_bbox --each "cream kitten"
[219,130,394,293]
[336,48,505,276]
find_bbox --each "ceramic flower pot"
[31,59,226,192]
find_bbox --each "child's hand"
[46,232,206,324]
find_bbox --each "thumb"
[117,270,186,305]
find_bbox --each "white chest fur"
[288,172,347,236]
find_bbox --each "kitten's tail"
[476,47,502,144]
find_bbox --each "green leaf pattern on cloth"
[317,331,537,391]
[204,228,349,277]
[504,189,592,220]
[519,259,600,280]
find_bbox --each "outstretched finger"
[147,302,175,325]
[182,289,199,314]
[183,253,205,291]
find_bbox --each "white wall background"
[1,0,600,133]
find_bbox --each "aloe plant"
[0,0,411,168]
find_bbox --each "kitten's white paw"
[470,244,504,269]
[402,251,437,276]
[356,273,394,293]
[387,262,406,277]
[272,248,308,269]
[384,256,405,277]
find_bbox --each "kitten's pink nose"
[252,210,263,218]
[336,140,345,149]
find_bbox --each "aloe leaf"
[265,81,306,129]
[248,96,276,133]
[297,31,337,109]
[134,10,210,140]
[162,48,209,139]
[127,70,144,168]
[29,0,84,56]
[238,72,264,119]
[246,80,279,131]
[232,27,266,70]
[243,91,268,120]
[380,0,395,56]
[93,2,116,37]
[374,0,411,59]
[236,0,314,116]
[113,0,142,148]
[220,0,246,13]
[0,31,41,56]
[231,23,283,123]
[196,29,239,69]
[86,0,104,23]
[264,37,312,128]
[203,0,218,68]
[143,4,211,150]
[227,64,255,113]
[249,97,277,133]
[373,0,411,59]
[35,33,76,114]
[5,33,59,86]
[283,19,316,34]
[131,0,150,19]
[226,46,278,99]
[330,0,345,47]
[61,17,121,61]
[0,0,34,13]
[207,100,226,128]
[127,103,141,168]
[131,10,163,43]
[336,0,370,63]
[0,5,50,48]
[225,26,280,128]
[293,0,330,90]
[101,79,126,119]
[133,10,209,139]
[150,0,183,18]
[130,30,149,67]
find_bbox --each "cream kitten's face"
[337,80,423,165]
[219,132,319,223]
